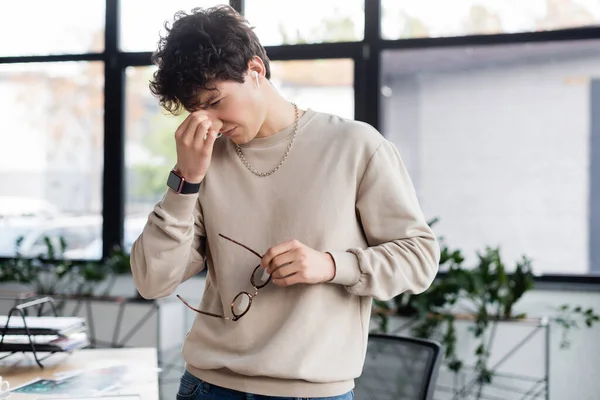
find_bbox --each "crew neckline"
[238,108,316,149]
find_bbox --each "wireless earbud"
[252,71,260,88]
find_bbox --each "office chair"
[354,333,443,400]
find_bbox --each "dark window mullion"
[379,26,600,51]
[102,0,125,259]
[120,52,152,67]
[0,54,104,64]
[230,0,243,14]
[363,0,381,131]
[264,42,362,60]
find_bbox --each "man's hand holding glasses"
[177,234,336,322]
[260,239,336,287]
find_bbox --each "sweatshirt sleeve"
[130,189,207,299]
[328,140,440,300]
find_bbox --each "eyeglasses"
[176,233,271,321]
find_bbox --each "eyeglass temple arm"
[218,234,262,259]
[176,295,228,319]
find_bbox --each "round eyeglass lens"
[251,265,271,288]
[232,292,252,317]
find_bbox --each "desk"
[0,348,159,400]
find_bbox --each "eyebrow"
[198,89,221,109]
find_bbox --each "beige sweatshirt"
[130,109,440,397]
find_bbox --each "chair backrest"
[354,333,443,400]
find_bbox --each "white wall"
[383,57,598,275]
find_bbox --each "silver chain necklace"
[235,102,299,177]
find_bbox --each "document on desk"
[10,365,129,396]
[41,396,141,400]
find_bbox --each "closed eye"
[210,98,222,107]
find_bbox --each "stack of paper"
[1,332,89,352]
[0,316,89,352]
[0,316,86,336]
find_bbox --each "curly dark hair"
[149,5,271,115]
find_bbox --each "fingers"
[174,112,195,140]
[190,117,212,147]
[271,263,298,279]
[176,112,211,147]
[261,239,300,270]
[200,129,219,156]
[266,251,297,277]
[191,118,212,148]
[172,110,221,183]
[272,271,303,287]
[175,112,204,142]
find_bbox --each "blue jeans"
[176,370,354,400]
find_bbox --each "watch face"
[167,171,183,192]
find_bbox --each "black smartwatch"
[166,169,201,194]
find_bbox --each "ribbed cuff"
[327,251,361,287]
[160,189,199,221]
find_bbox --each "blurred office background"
[0,1,599,399]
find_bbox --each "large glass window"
[270,59,354,119]
[3,0,596,280]
[381,40,600,275]
[0,62,104,259]
[244,0,364,46]
[0,1,105,56]
[119,0,228,52]
[381,0,600,40]
[125,66,181,249]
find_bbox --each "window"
[0,62,104,258]
[124,66,181,243]
[24,217,101,258]
[0,0,105,56]
[2,0,597,281]
[119,0,228,52]
[381,40,600,275]
[244,0,364,46]
[381,0,600,40]
[270,59,354,119]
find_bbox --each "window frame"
[0,0,598,285]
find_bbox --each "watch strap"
[168,170,201,194]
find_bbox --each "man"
[131,5,440,400]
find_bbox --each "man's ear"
[247,56,266,78]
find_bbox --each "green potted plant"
[372,219,600,397]
[0,235,114,297]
